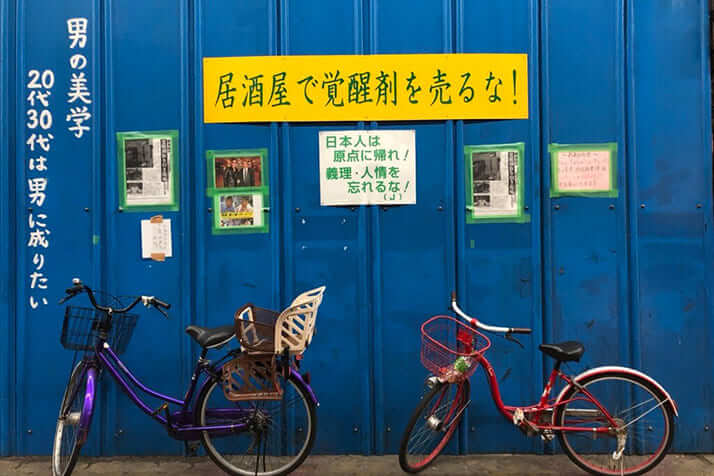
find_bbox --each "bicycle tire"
[196,370,317,476]
[52,362,96,476]
[398,379,469,473]
[555,370,675,476]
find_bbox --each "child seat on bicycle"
[183,286,326,354]
[234,286,326,355]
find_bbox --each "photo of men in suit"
[222,159,239,188]
[214,155,263,189]
[236,159,255,187]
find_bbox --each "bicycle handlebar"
[450,290,532,335]
[60,278,170,318]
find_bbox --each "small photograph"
[126,168,143,181]
[217,193,263,229]
[127,183,143,196]
[472,151,501,181]
[215,155,263,188]
[125,139,153,168]
[474,181,490,194]
[474,195,491,207]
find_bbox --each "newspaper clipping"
[470,149,519,218]
[217,193,263,230]
[124,137,174,206]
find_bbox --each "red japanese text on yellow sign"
[203,53,528,123]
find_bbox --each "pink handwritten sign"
[556,150,611,191]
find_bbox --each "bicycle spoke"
[558,373,673,476]
[200,376,314,476]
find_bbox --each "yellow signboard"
[203,53,528,123]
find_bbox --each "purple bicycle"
[52,278,326,476]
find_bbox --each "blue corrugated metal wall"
[1,0,712,456]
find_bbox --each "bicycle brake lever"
[505,332,524,349]
[156,306,169,319]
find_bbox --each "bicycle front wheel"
[197,371,316,476]
[52,362,96,476]
[555,370,675,476]
[398,379,469,473]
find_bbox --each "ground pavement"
[1,454,713,475]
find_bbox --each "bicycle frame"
[86,339,315,442]
[473,352,618,435]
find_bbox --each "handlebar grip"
[510,327,532,334]
[153,298,170,309]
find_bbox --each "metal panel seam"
[625,0,641,372]
[191,0,205,345]
[0,0,12,456]
[278,0,293,336]
[615,0,632,370]
[365,0,383,456]
[101,0,117,454]
[538,0,553,402]
[442,0,459,454]
[699,0,714,404]
[269,0,281,313]
[528,0,545,454]
[13,0,26,453]
[89,0,104,456]
[452,0,467,454]
[179,0,191,404]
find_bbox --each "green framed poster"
[549,142,618,198]
[212,191,269,234]
[464,142,528,224]
[117,130,179,211]
[206,149,268,191]
[206,148,269,234]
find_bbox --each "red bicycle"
[398,292,677,476]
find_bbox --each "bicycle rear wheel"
[555,370,675,476]
[52,362,96,476]
[398,379,469,473]
[197,371,316,476]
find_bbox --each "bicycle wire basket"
[234,304,281,354]
[420,315,491,382]
[61,306,139,355]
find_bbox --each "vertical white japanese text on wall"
[66,17,92,139]
[26,67,55,309]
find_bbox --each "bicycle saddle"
[538,341,584,362]
[185,325,235,349]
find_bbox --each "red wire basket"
[420,315,491,382]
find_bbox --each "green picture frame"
[549,142,618,198]
[206,149,268,194]
[464,142,529,224]
[206,148,270,235]
[211,190,269,235]
[117,130,179,212]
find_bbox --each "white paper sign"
[556,150,611,192]
[141,219,173,259]
[319,130,416,205]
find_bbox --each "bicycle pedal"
[518,419,540,437]
[151,402,168,417]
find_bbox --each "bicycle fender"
[554,366,678,417]
[290,367,319,407]
[78,367,97,445]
